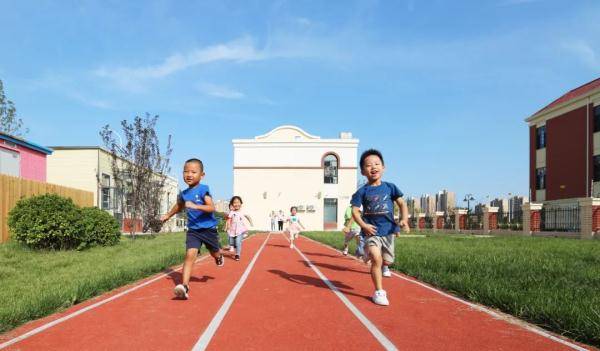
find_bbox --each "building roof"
[0,131,53,155]
[532,77,600,118]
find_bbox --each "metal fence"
[443,214,455,229]
[540,206,580,232]
[497,209,523,231]
[466,212,483,230]
[424,216,434,229]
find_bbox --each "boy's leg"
[368,245,384,291]
[228,236,235,252]
[355,233,365,258]
[381,235,395,277]
[181,248,199,286]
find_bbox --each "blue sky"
[1,0,600,205]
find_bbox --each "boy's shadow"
[268,244,291,248]
[166,270,215,285]
[301,261,368,275]
[300,251,342,259]
[267,269,371,301]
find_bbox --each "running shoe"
[382,266,392,278]
[372,290,389,306]
[342,247,349,256]
[174,284,189,299]
[215,254,224,267]
[290,242,294,249]
[234,255,240,261]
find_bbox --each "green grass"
[0,231,240,333]
[302,231,600,347]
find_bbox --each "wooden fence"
[0,174,94,243]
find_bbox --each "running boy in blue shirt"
[161,158,224,299]
[351,149,409,306]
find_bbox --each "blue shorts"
[186,228,220,252]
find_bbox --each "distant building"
[47,147,183,232]
[490,198,509,214]
[509,195,528,219]
[436,189,456,213]
[407,196,421,216]
[214,199,230,213]
[0,131,52,181]
[233,125,359,231]
[420,194,436,215]
[526,77,600,202]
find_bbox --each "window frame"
[536,126,546,150]
[536,167,546,190]
[323,153,339,184]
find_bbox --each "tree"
[100,114,173,237]
[0,79,28,137]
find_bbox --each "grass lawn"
[302,231,600,347]
[0,232,241,334]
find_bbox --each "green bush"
[215,212,226,233]
[76,207,121,249]
[8,194,81,250]
[8,194,121,250]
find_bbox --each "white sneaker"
[290,242,294,249]
[372,290,389,306]
[174,284,189,299]
[342,247,349,256]
[382,266,392,278]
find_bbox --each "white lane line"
[300,235,590,351]
[192,233,271,351]
[0,234,263,350]
[288,236,398,351]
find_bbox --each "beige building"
[233,125,359,231]
[47,147,183,232]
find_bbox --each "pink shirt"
[227,210,248,236]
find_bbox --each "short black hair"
[290,206,298,212]
[185,158,204,171]
[230,196,243,204]
[359,149,384,169]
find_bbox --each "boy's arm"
[352,206,377,236]
[395,197,410,234]
[161,201,184,223]
[185,194,216,212]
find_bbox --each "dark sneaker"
[174,284,189,299]
[215,254,224,267]
[234,255,240,261]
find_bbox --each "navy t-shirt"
[178,183,218,230]
[350,181,403,236]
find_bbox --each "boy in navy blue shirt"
[161,158,223,299]
[351,149,409,306]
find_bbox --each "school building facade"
[527,77,600,203]
[46,146,184,232]
[233,125,359,231]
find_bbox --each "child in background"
[287,206,305,249]
[161,158,223,300]
[342,204,364,259]
[227,196,253,261]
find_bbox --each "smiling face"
[183,161,203,187]
[231,198,242,210]
[291,207,297,215]
[361,154,385,184]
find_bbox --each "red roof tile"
[535,77,600,116]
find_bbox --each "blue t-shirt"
[350,181,403,236]
[178,184,218,230]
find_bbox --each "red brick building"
[527,78,600,202]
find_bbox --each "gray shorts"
[365,235,395,263]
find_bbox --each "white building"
[233,125,359,231]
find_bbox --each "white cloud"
[94,36,265,90]
[561,39,600,69]
[199,83,245,99]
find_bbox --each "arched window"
[323,153,338,184]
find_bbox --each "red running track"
[0,233,595,351]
